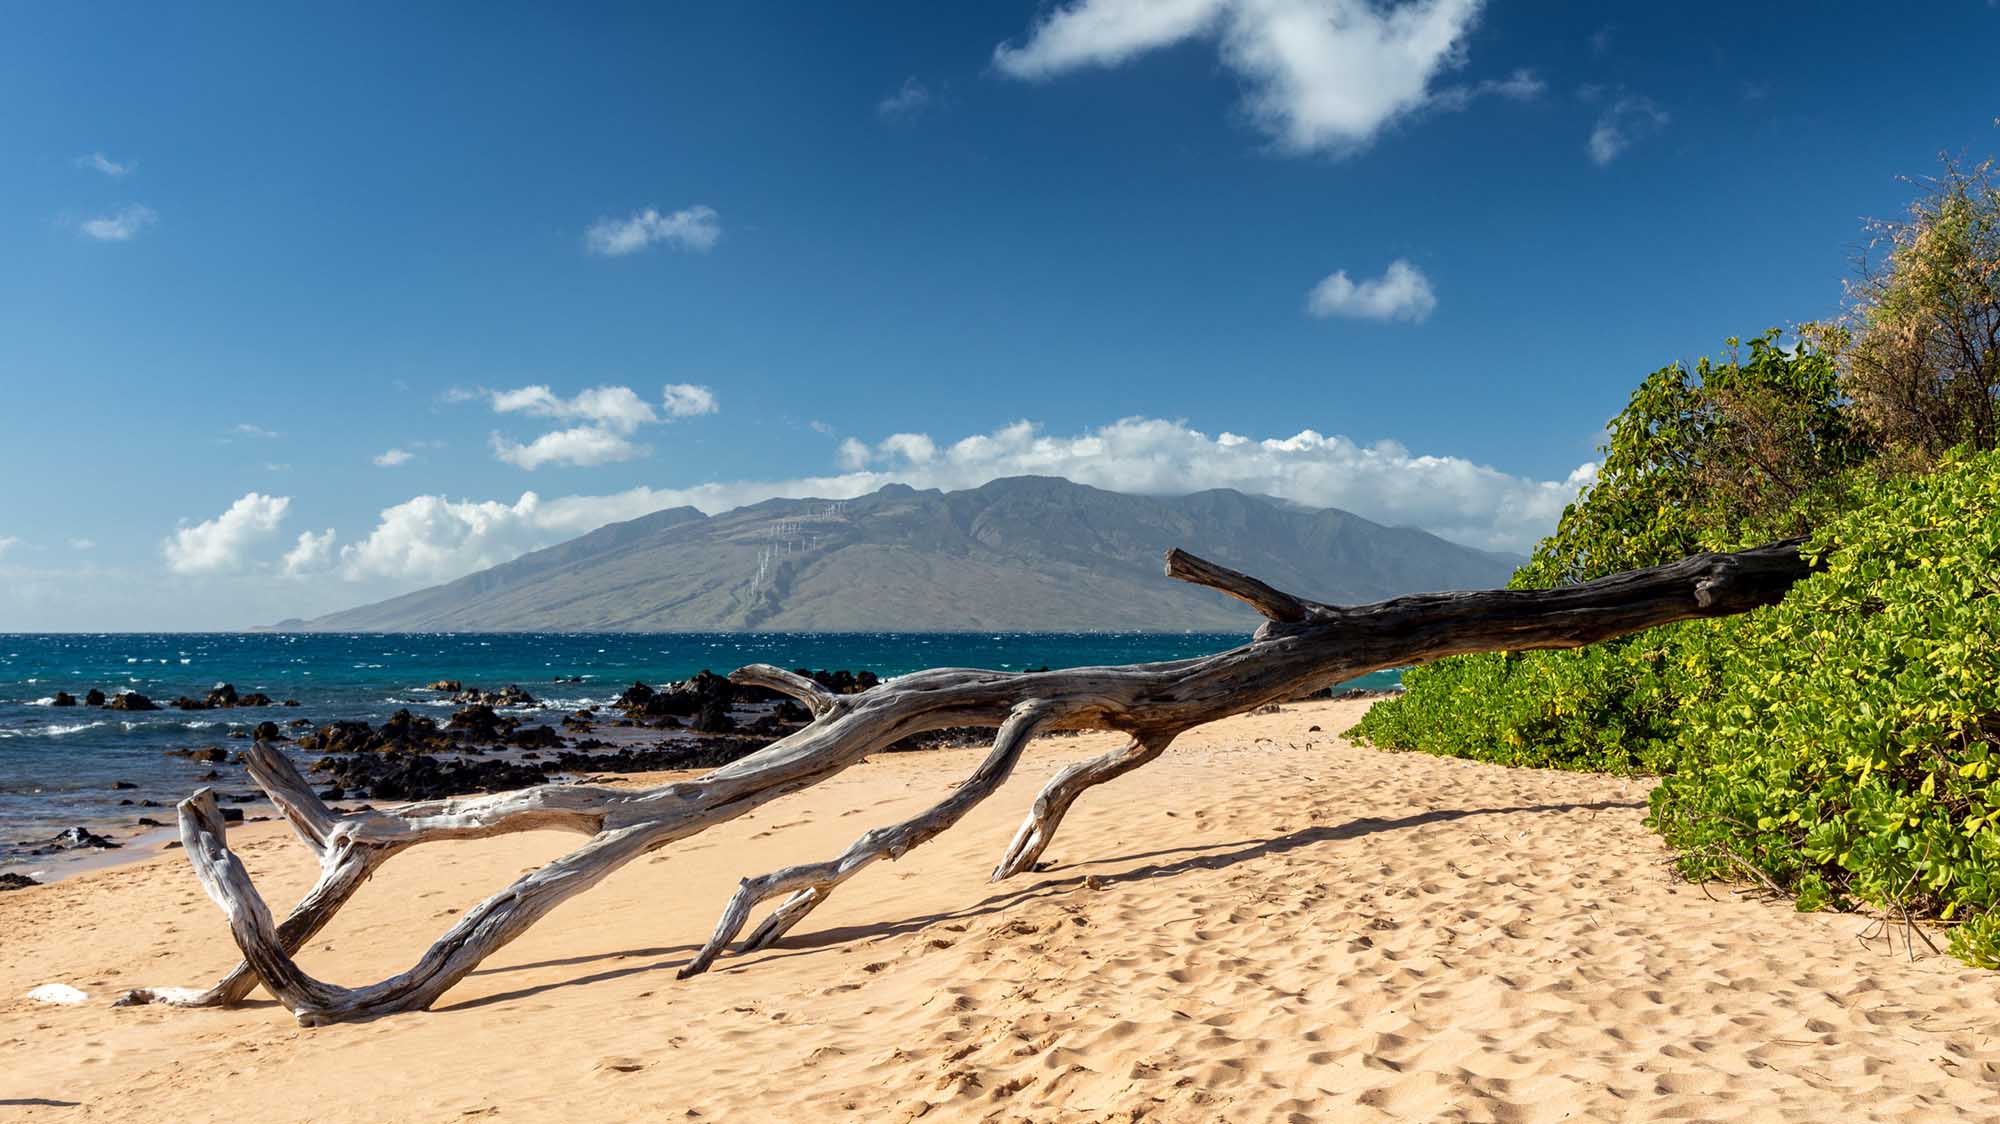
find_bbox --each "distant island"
[279,475,1522,632]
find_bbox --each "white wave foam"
[0,721,106,739]
[538,696,612,712]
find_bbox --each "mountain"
[292,476,1524,632]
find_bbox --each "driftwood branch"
[730,664,844,719]
[127,538,1811,1024]
[1163,549,1316,624]
[679,698,1060,978]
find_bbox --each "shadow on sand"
[437,798,1642,1014]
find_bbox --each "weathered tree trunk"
[123,539,1811,1025]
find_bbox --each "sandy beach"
[4,697,1998,1122]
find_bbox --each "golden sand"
[4,698,1998,1121]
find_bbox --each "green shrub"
[1648,450,2000,961]
[1352,637,1688,773]
[1352,330,1863,773]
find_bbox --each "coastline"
[7,698,2000,1121]
[6,632,1359,869]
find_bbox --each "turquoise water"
[0,632,1399,861]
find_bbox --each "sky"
[1,1,1996,630]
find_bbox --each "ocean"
[0,632,1399,873]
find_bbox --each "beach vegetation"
[1650,451,2000,963]
[1352,328,1864,772]
[1352,151,2000,963]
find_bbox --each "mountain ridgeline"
[295,477,1522,632]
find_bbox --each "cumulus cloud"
[584,205,721,256]
[335,493,567,583]
[878,76,936,121]
[489,384,660,432]
[1306,259,1437,322]
[487,383,722,429]
[810,418,1594,551]
[662,383,719,418]
[836,437,872,470]
[163,492,290,574]
[76,152,133,177]
[282,528,336,576]
[993,0,1488,155]
[877,433,937,464]
[490,426,648,471]
[79,204,157,242]
[331,417,1593,587]
[474,382,718,469]
[0,536,19,557]
[1587,94,1668,166]
[373,448,413,467]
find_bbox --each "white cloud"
[233,422,283,439]
[76,152,133,177]
[282,528,336,576]
[993,0,1488,155]
[1429,66,1543,111]
[809,419,836,435]
[489,384,658,432]
[994,0,1225,75]
[1306,259,1437,322]
[877,76,933,120]
[373,448,414,467]
[486,383,722,430]
[1587,94,1668,166]
[584,205,721,256]
[336,493,559,583]
[877,433,938,464]
[476,383,717,468]
[0,536,19,557]
[79,204,157,242]
[662,383,719,418]
[338,490,731,583]
[68,538,94,551]
[163,493,289,574]
[335,416,1591,584]
[490,426,647,470]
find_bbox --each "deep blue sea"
[0,632,1398,872]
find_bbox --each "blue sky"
[2,1,1996,630]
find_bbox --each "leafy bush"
[1647,450,2000,962]
[1352,330,1863,773]
[1353,638,1685,773]
[1350,154,2000,963]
